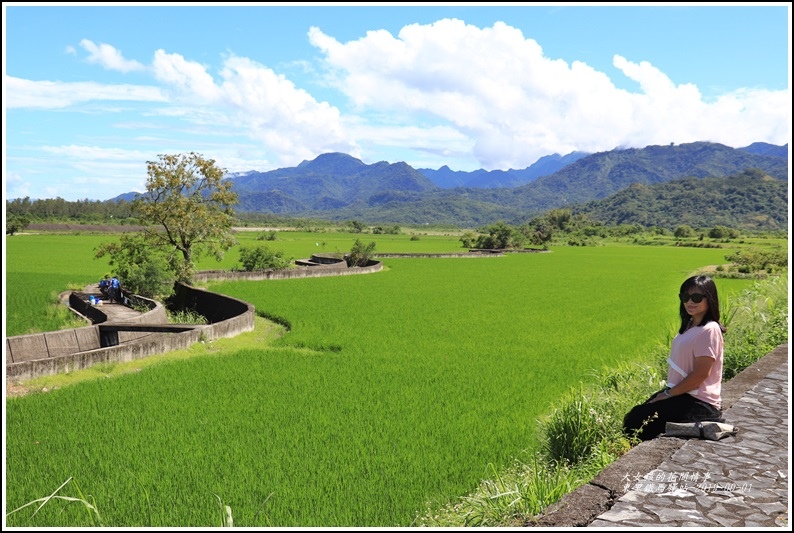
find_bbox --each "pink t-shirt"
[667,321,723,408]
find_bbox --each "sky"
[3,2,792,202]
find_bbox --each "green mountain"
[570,169,788,231]
[230,152,437,212]
[110,142,778,229]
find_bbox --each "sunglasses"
[679,292,706,304]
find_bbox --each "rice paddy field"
[4,231,757,526]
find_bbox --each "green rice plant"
[5,234,113,335]
[6,239,765,527]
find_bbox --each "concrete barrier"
[7,257,377,379]
[194,259,382,283]
[6,282,255,380]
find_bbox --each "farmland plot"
[5,238,750,526]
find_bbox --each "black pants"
[623,391,723,441]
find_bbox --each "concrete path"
[589,347,789,527]
[81,283,143,322]
[532,344,790,528]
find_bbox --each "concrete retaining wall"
[6,283,255,380]
[374,252,504,258]
[168,282,255,341]
[7,325,206,381]
[194,259,382,283]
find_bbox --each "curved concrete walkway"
[80,283,143,322]
[533,344,790,528]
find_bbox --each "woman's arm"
[648,356,714,403]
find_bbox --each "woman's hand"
[646,390,666,404]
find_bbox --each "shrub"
[346,239,376,267]
[238,245,292,271]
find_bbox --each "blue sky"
[3,2,791,202]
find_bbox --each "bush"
[238,245,292,271]
[256,230,277,241]
[346,239,376,267]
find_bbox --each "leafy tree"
[95,233,176,299]
[474,221,525,249]
[132,152,239,282]
[674,225,695,238]
[238,245,293,271]
[725,248,788,273]
[6,213,30,235]
[545,208,573,231]
[347,220,366,233]
[256,230,278,241]
[347,239,376,267]
[459,231,478,248]
[708,226,740,239]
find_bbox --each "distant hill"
[418,151,590,188]
[305,141,787,226]
[738,142,788,159]
[570,168,789,231]
[505,141,788,210]
[229,152,437,212]
[109,141,788,229]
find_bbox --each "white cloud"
[5,17,789,202]
[144,49,361,165]
[4,76,166,109]
[4,172,31,200]
[80,39,146,73]
[151,49,220,103]
[309,18,790,170]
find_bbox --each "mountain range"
[114,141,788,229]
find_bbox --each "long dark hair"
[678,275,726,334]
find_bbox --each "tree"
[674,225,695,238]
[459,231,478,248]
[347,239,376,267]
[95,233,176,299]
[474,222,525,249]
[132,152,239,282]
[238,245,293,271]
[347,220,366,233]
[6,213,30,235]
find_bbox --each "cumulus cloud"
[216,55,358,163]
[80,39,146,73]
[309,18,789,170]
[147,50,360,165]
[5,17,789,201]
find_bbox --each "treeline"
[461,208,785,249]
[6,197,137,224]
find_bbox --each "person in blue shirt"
[109,276,121,303]
[99,276,110,297]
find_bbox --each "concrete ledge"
[527,344,789,527]
[6,282,255,380]
[193,259,382,283]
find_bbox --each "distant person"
[99,277,110,297]
[623,275,725,441]
[109,276,121,303]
